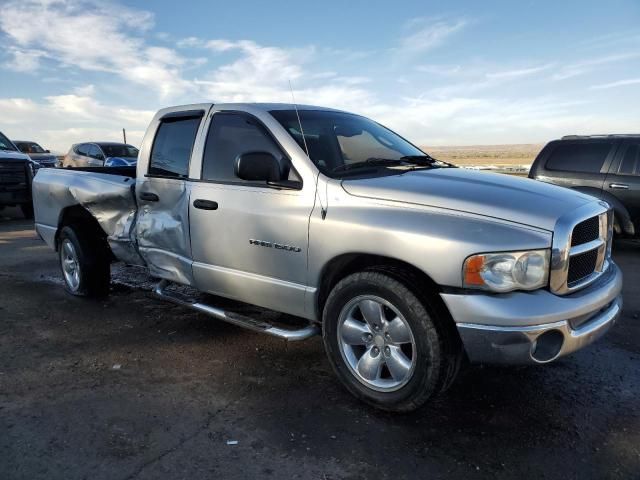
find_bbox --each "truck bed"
[32,167,144,265]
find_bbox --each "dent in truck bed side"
[32,168,144,265]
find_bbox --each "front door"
[188,111,315,318]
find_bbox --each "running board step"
[153,280,319,341]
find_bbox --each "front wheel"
[322,271,459,412]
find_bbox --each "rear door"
[135,110,206,285]
[604,140,640,224]
[539,140,616,194]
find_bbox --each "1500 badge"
[249,239,301,253]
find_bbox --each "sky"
[0,0,639,153]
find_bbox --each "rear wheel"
[58,226,110,297]
[322,271,460,412]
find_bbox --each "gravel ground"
[1,207,639,480]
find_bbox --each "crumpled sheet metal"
[66,174,144,265]
[135,181,193,285]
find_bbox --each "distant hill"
[422,144,544,167]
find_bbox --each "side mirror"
[235,151,281,182]
[45,149,50,153]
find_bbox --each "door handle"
[193,199,218,210]
[139,191,159,202]
[609,183,629,190]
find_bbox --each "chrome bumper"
[441,263,623,364]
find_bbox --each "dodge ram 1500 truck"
[32,103,623,412]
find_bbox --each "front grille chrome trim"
[569,238,604,256]
[550,201,612,295]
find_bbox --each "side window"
[76,144,89,156]
[545,143,612,173]
[149,117,201,178]
[618,144,639,176]
[201,113,286,183]
[87,145,100,159]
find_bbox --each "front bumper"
[441,262,623,364]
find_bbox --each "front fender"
[307,182,552,290]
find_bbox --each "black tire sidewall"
[58,226,109,297]
[323,272,443,412]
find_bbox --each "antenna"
[288,80,309,157]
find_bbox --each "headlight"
[463,249,550,292]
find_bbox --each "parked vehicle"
[529,134,640,237]
[61,142,139,168]
[0,131,40,219]
[32,103,622,411]
[14,140,58,168]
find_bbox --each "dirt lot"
[423,144,543,167]
[1,208,639,480]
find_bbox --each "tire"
[58,225,110,297]
[322,271,460,412]
[20,203,34,220]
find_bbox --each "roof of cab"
[158,102,347,114]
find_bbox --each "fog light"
[531,329,564,362]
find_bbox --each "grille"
[571,216,600,246]
[567,249,598,285]
[0,163,27,185]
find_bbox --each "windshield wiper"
[331,158,407,173]
[400,154,456,168]
[401,153,455,168]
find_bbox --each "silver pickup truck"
[33,103,623,411]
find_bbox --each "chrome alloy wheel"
[337,295,417,392]
[60,238,81,291]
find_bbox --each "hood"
[341,167,595,231]
[0,150,32,163]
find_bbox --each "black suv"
[529,134,640,236]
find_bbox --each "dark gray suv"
[529,134,640,236]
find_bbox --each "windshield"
[0,132,17,151]
[270,110,427,177]
[100,144,139,158]
[15,141,45,154]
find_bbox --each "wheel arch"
[315,253,444,322]
[55,205,112,256]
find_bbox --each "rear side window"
[545,142,612,173]
[618,144,640,175]
[201,113,285,182]
[149,117,201,178]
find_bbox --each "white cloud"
[486,63,554,80]
[0,91,154,152]
[552,52,640,81]
[5,47,45,72]
[398,17,467,56]
[0,0,188,98]
[590,78,640,90]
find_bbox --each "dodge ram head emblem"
[249,239,301,253]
